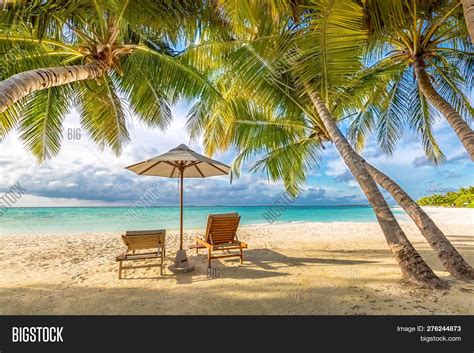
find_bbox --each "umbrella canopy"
[125,144,230,251]
[126,144,230,178]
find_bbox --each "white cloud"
[325,158,348,176]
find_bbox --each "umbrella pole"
[179,164,184,251]
[170,163,194,273]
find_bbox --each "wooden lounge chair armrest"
[116,250,127,260]
[194,237,212,249]
[240,241,248,248]
[116,253,127,261]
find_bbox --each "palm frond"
[408,83,446,164]
[75,75,129,155]
[428,59,474,122]
[134,45,220,102]
[17,85,72,162]
[292,0,367,104]
[117,56,172,130]
[0,102,20,140]
[375,75,410,155]
[249,138,322,196]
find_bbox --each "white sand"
[417,206,474,225]
[0,207,472,315]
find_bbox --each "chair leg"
[208,250,211,268]
[240,248,243,264]
[118,261,122,279]
[160,257,164,276]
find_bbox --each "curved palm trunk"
[0,61,109,113]
[364,161,474,281]
[463,0,474,41]
[413,58,474,160]
[308,90,446,288]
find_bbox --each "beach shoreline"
[0,207,472,315]
[0,205,407,235]
[2,206,471,236]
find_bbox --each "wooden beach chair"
[116,230,166,279]
[192,213,247,268]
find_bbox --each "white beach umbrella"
[125,144,230,272]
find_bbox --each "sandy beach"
[0,207,472,315]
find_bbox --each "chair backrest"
[122,230,165,251]
[204,213,240,245]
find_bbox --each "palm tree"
[463,0,474,40]
[186,0,447,287]
[0,0,219,161]
[356,0,474,159]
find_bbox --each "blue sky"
[0,100,472,207]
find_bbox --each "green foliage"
[417,186,474,208]
[1,0,472,173]
[0,0,221,162]
[185,0,370,195]
[18,85,71,160]
[184,0,473,197]
[346,0,472,164]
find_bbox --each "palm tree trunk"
[364,161,474,281]
[413,57,474,160]
[308,90,446,288]
[0,61,109,113]
[463,0,474,41]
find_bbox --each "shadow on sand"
[1,234,472,315]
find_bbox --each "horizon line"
[4,204,391,209]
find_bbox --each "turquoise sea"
[0,206,407,235]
